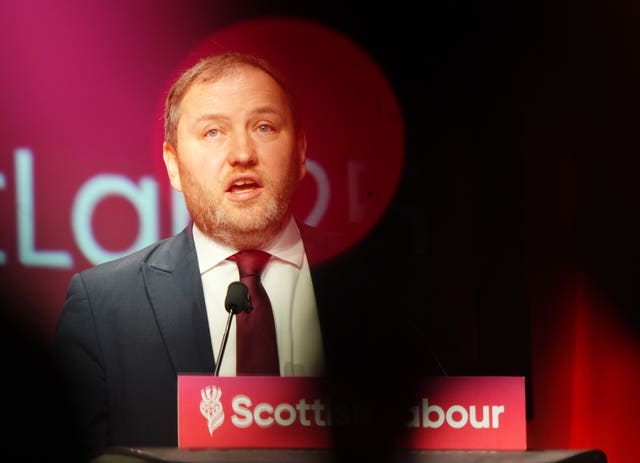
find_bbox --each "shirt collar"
[192,217,305,275]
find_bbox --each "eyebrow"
[193,113,228,126]
[250,105,285,118]
[193,106,286,125]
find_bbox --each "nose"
[227,132,257,166]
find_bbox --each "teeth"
[233,179,253,186]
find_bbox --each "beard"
[179,165,300,250]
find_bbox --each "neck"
[206,216,291,251]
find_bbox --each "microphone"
[225,281,252,315]
[214,281,251,376]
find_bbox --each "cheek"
[265,142,302,177]
[179,159,217,192]
[267,156,299,184]
[180,149,223,179]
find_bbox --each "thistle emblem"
[200,385,224,436]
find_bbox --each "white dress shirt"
[192,218,325,377]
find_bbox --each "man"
[54,52,329,458]
[54,52,443,461]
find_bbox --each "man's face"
[163,65,306,249]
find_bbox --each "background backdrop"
[1,1,639,461]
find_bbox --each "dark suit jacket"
[54,222,451,460]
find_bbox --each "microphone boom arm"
[214,281,251,376]
[214,310,235,376]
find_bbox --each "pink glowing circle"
[153,17,404,264]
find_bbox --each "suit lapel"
[142,228,215,374]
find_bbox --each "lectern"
[90,376,608,463]
[94,447,607,463]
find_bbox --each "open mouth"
[226,176,263,201]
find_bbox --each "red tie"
[227,250,280,375]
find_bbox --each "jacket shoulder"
[77,228,194,284]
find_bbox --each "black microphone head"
[224,281,252,314]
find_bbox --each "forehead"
[180,65,289,113]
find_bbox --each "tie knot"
[228,250,271,278]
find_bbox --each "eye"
[205,128,219,138]
[256,123,274,134]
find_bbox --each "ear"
[163,141,183,192]
[297,131,308,181]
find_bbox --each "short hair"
[163,52,299,147]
